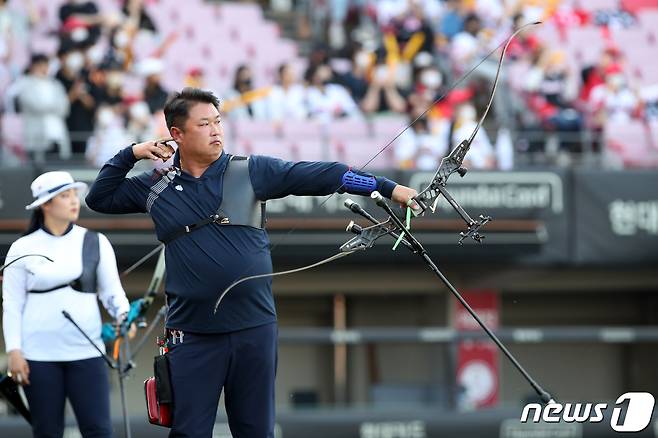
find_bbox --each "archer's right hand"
[132,138,175,162]
[7,350,30,385]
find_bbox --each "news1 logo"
[520,392,655,432]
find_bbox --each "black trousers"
[167,322,278,438]
[24,356,112,438]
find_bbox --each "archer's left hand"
[116,313,138,340]
[391,185,420,211]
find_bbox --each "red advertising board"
[454,290,500,409]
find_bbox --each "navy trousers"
[167,322,277,438]
[24,356,112,438]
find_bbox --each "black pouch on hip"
[154,354,173,404]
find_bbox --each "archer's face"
[173,103,224,161]
[42,189,80,223]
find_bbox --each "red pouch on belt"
[144,354,173,427]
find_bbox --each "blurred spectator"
[223,64,270,119]
[58,0,103,48]
[126,99,155,143]
[394,116,450,170]
[451,103,495,169]
[85,103,130,167]
[17,54,71,162]
[138,57,168,114]
[327,0,365,50]
[0,0,35,75]
[406,64,472,124]
[579,47,623,104]
[384,0,435,57]
[336,46,371,102]
[590,65,640,125]
[104,24,137,70]
[269,63,308,121]
[122,0,157,33]
[438,0,465,41]
[306,64,360,121]
[56,46,97,154]
[507,13,542,61]
[184,67,205,89]
[524,49,582,136]
[360,60,407,114]
[304,43,332,83]
[103,60,126,105]
[450,13,483,70]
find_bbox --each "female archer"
[2,171,130,438]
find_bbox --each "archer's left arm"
[96,233,130,320]
[248,155,416,204]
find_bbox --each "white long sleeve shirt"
[2,225,130,361]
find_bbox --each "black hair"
[232,64,251,91]
[163,87,221,131]
[29,53,49,68]
[277,63,289,80]
[23,209,44,236]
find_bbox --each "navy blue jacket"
[86,146,397,333]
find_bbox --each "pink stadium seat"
[611,29,650,49]
[567,27,606,68]
[637,9,658,29]
[1,113,26,158]
[327,119,370,141]
[649,120,658,150]
[217,2,263,25]
[604,119,658,167]
[330,137,394,170]
[281,120,325,141]
[233,120,283,139]
[289,138,328,162]
[621,0,658,14]
[578,0,620,11]
[370,115,411,142]
[238,138,293,160]
[534,22,565,46]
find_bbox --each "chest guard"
[160,156,266,245]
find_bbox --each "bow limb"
[0,254,53,273]
[213,250,356,314]
[468,21,542,146]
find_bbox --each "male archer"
[86,87,417,437]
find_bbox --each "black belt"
[28,279,90,294]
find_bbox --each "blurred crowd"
[1,0,657,170]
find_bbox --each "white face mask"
[114,31,130,48]
[87,45,104,65]
[70,27,89,43]
[65,52,85,73]
[458,105,477,122]
[420,70,442,89]
[609,74,626,89]
[107,72,123,89]
[355,52,370,69]
[130,102,150,120]
[414,51,433,69]
[97,108,115,128]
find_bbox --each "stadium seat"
[370,115,411,142]
[239,138,293,161]
[232,119,283,140]
[578,0,620,11]
[330,137,394,170]
[0,113,26,159]
[637,9,658,29]
[604,119,658,167]
[281,120,325,141]
[289,138,329,162]
[620,0,658,14]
